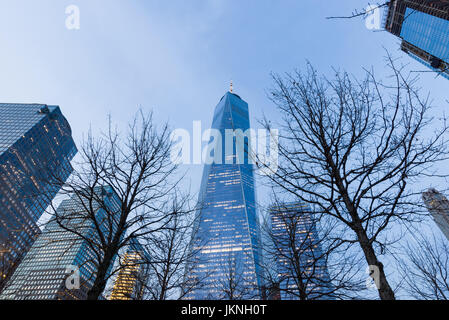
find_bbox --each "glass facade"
[270,202,332,300]
[0,104,77,291]
[0,186,121,300]
[186,92,263,299]
[401,8,449,62]
[109,240,149,300]
[384,0,449,79]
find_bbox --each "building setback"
[384,0,449,79]
[186,91,263,299]
[0,104,77,291]
[0,186,121,300]
[422,188,449,241]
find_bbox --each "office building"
[109,240,149,300]
[269,202,332,300]
[186,90,263,299]
[384,0,449,79]
[422,188,449,240]
[0,104,76,291]
[0,186,120,300]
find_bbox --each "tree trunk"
[86,264,109,300]
[332,164,396,300]
[86,248,117,300]
[355,226,396,300]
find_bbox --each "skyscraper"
[186,90,263,299]
[269,202,332,300]
[109,240,149,300]
[384,0,449,79]
[0,104,77,291]
[0,186,120,300]
[422,188,449,241]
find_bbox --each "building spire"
[230,80,233,93]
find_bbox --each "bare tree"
[211,253,260,300]
[140,193,206,300]
[105,238,151,300]
[325,0,436,20]
[257,56,449,300]
[400,231,449,300]
[44,111,185,300]
[326,2,389,20]
[259,199,365,300]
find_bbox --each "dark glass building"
[186,91,263,299]
[0,186,120,300]
[269,202,333,300]
[384,0,449,79]
[0,104,76,291]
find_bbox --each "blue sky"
[1,0,448,297]
[1,0,447,190]
[0,1,447,136]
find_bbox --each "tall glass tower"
[0,186,121,300]
[384,0,449,79]
[0,104,77,291]
[186,91,263,299]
